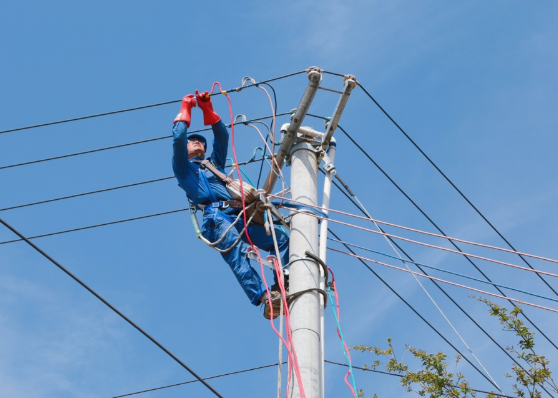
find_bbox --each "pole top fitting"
[307,67,323,83]
[344,74,358,85]
[307,66,324,74]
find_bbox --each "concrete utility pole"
[287,75,356,398]
[288,135,322,398]
[263,68,356,398]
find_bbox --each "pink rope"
[268,194,558,266]
[283,207,558,279]
[212,83,306,398]
[328,247,558,314]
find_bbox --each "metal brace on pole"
[262,68,322,194]
[321,75,357,149]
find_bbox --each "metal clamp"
[246,249,275,270]
[320,151,337,175]
[289,140,322,157]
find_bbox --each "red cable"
[271,257,308,398]
[211,82,306,398]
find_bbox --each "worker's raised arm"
[171,94,196,179]
[196,90,227,169]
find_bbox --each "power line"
[0,217,225,398]
[0,100,181,135]
[325,360,518,398]
[109,362,284,398]
[0,71,306,135]
[326,228,500,390]
[0,177,173,212]
[272,194,558,279]
[0,208,188,246]
[321,170,556,397]
[355,83,558,298]
[0,204,503,388]
[0,158,268,213]
[0,113,289,171]
[311,117,558,352]
[327,237,558,304]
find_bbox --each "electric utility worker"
[172,91,288,319]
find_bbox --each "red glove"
[196,89,221,126]
[173,94,196,127]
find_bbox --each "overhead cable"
[0,177,173,212]
[0,217,225,398]
[0,100,181,135]
[329,247,558,314]
[326,228,499,388]
[272,198,558,279]
[324,360,518,398]
[0,71,305,135]
[0,157,268,213]
[0,113,289,171]
[321,170,556,397]
[355,83,558,298]
[328,120,558,351]
[109,359,519,398]
[109,362,284,398]
[0,209,187,245]
[317,176,502,391]
[327,237,558,304]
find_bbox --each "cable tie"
[221,90,227,95]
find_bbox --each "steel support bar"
[321,77,357,149]
[262,69,322,193]
[288,141,321,398]
[318,138,336,397]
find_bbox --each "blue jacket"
[172,120,233,206]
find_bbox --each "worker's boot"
[262,290,283,320]
[196,90,221,126]
[173,94,196,127]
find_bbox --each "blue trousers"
[200,208,290,306]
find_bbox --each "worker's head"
[187,134,207,159]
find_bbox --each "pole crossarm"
[321,75,356,149]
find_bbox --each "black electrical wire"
[0,208,188,246]
[0,158,268,213]
[109,362,285,398]
[0,113,289,171]
[324,168,555,364]
[0,157,275,243]
[0,217,225,398]
[323,204,555,396]
[0,177,174,212]
[0,71,306,135]
[0,134,170,171]
[309,115,558,352]
[322,71,346,78]
[326,228,500,390]
[325,360,518,398]
[355,83,558,298]
[0,100,181,135]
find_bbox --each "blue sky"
[1,1,558,397]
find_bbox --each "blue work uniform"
[172,120,289,306]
